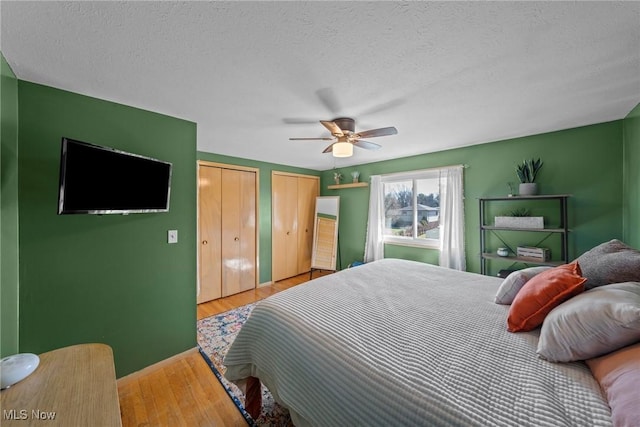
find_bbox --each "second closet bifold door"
[221,168,256,297]
[272,172,319,282]
[272,174,299,282]
[297,177,318,273]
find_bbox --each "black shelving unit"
[479,194,570,275]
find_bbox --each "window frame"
[380,168,442,250]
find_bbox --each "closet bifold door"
[221,168,257,297]
[297,177,319,274]
[198,161,258,304]
[272,173,299,282]
[198,165,222,303]
[271,172,320,282]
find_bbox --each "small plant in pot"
[510,207,531,217]
[516,158,543,196]
[333,172,342,185]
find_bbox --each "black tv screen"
[58,138,172,214]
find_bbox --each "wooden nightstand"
[1,343,121,426]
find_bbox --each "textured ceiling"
[2,1,639,170]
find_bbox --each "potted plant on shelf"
[333,172,342,185]
[516,158,543,196]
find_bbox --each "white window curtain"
[439,165,466,270]
[364,175,384,262]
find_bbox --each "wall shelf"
[327,182,368,190]
[479,194,570,275]
[481,253,565,267]
[481,225,567,233]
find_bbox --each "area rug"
[197,303,293,427]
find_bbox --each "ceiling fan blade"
[316,88,341,115]
[354,140,382,150]
[320,120,344,137]
[355,126,398,139]
[283,118,320,125]
[322,143,335,153]
[289,137,335,141]
[357,98,405,116]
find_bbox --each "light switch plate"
[168,230,178,244]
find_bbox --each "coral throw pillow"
[507,261,586,332]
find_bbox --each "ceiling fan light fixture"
[289,117,396,157]
[332,142,353,158]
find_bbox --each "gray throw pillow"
[575,239,640,289]
[537,281,640,362]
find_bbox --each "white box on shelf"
[517,246,551,261]
[494,216,544,229]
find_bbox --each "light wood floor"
[118,271,331,427]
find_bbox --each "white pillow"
[537,282,640,362]
[494,266,553,305]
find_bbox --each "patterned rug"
[197,303,293,427]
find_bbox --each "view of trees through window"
[383,178,440,241]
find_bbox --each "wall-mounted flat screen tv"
[58,137,172,214]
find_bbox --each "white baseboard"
[257,281,272,288]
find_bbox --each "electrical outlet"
[168,230,178,244]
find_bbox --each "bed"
[223,258,613,426]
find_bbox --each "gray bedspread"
[224,258,611,426]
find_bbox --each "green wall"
[321,121,624,274]
[1,53,20,357]
[18,81,197,377]
[623,103,640,248]
[197,152,321,283]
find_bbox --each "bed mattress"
[224,258,611,426]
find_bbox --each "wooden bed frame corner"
[246,376,262,419]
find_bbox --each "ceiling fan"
[289,117,398,157]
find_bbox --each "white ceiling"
[2,1,639,171]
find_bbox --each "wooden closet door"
[198,166,222,303]
[221,169,257,297]
[272,174,299,282]
[297,177,319,274]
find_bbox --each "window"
[365,165,465,268]
[383,178,440,246]
[381,169,442,248]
